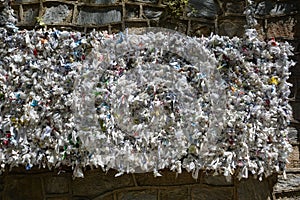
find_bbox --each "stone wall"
[5,0,298,39]
[0,0,299,199]
[0,168,278,200]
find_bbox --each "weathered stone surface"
[3,176,43,200]
[288,127,299,144]
[188,0,219,18]
[191,185,234,200]
[160,187,189,200]
[236,175,277,200]
[73,197,92,200]
[190,22,213,37]
[274,174,300,193]
[47,197,69,200]
[42,4,72,24]
[0,177,4,192]
[134,169,198,186]
[291,101,300,121]
[202,173,233,186]
[22,5,39,24]
[218,20,245,38]
[72,170,134,197]
[45,176,69,194]
[126,6,139,19]
[77,9,121,25]
[89,0,116,4]
[224,2,245,14]
[266,17,296,39]
[93,194,114,200]
[143,8,163,19]
[287,145,300,168]
[288,77,298,100]
[160,19,187,34]
[15,0,38,3]
[276,197,300,200]
[118,190,157,200]
[132,0,157,3]
[255,1,298,16]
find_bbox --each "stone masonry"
[0,167,278,200]
[0,0,299,199]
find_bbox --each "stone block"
[202,173,233,186]
[0,178,4,192]
[45,176,69,194]
[93,194,114,200]
[160,187,189,200]
[159,19,187,34]
[143,7,163,19]
[89,0,116,4]
[3,176,43,200]
[134,169,198,186]
[118,190,157,200]
[191,185,234,200]
[218,19,245,38]
[291,101,300,121]
[42,4,73,25]
[274,173,300,193]
[14,0,39,3]
[290,55,300,76]
[187,0,220,18]
[190,22,213,37]
[21,5,39,25]
[288,77,298,100]
[77,7,121,25]
[47,197,69,200]
[125,21,149,28]
[224,2,245,14]
[72,169,134,197]
[287,126,299,144]
[236,175,277,200]
[287,145,300,168]
[266,17,296,40]
[126,5,140,19]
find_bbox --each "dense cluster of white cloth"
[0,3,295,180]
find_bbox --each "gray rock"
[225,2,245,14]
[288,127,298,144]
[42,4,71,24]
[218,20,245,38]
[188,0,219,18]
[77,9,121,25]
[23,7,39,24]
[143,8,163,19]
[90,0,116,4]
[274,174,300,193]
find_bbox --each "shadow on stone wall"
[0,167,278,200]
